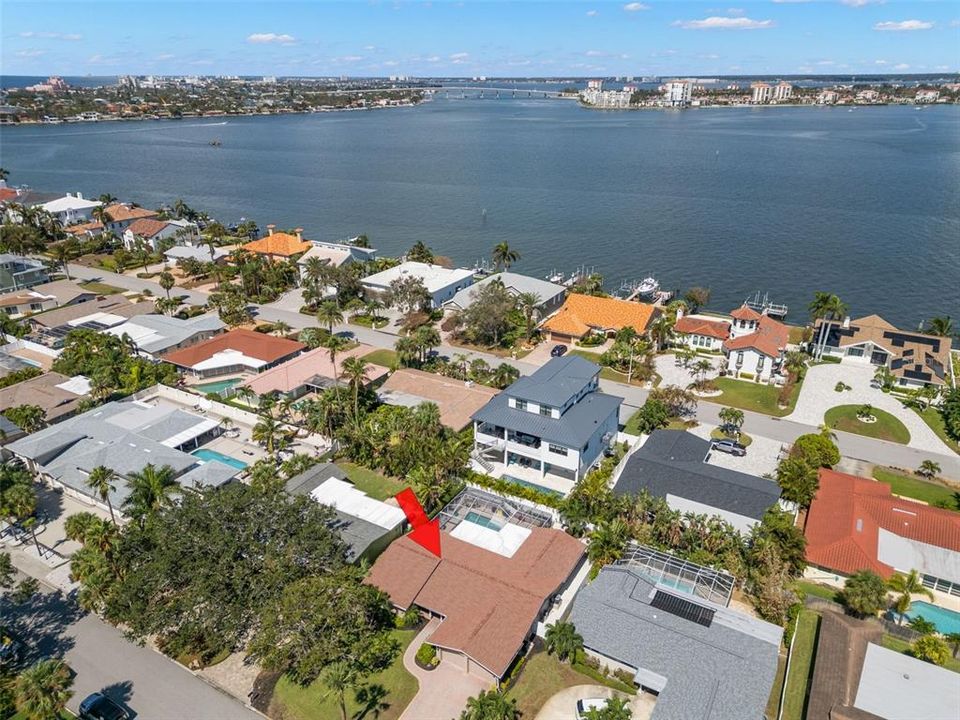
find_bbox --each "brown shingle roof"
[541,293,658,339]
[0,371,88,422]
[126,218,171,238]
[161,328,304,369]
[104,203,158,223]
[379,368,499,431]
[365,528,584,677]
[28,296,151,330]
[723,314,789,358]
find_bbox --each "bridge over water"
[434,86,565,99]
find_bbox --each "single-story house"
[612,430,781,533]
[365,522,584,684]
[0,254,49,294]
[813,314,954,388]
[804,468,960,597]
[286,466,406,563]
[164,245,230,265]
[445,272,566,314]
[0,371,90,423]
[379,368,499,432]
[568,564,783,720]
[123,218,199,251]
[361,261,475,309]
[673,312,730,352]
[722,304,790,382]
[0,280,97,319]
[0,415,25,445]
[104,313,225,359]
[297,239,378,277]
[6,398,240,512]
[36,193,101,226]
[242,225,312,261]
[238,343,388,399]
[162,328,305,379]
[541,293,658,343]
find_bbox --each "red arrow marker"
[395,488,442,558]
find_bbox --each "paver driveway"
[786,363,951,454]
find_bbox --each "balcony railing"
[507,432,541,449]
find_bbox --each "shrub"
[739,372,755,380]
[577,332,605,347]
[613,668,635,685]
[821,355,842,364]
[396,607,421,629]
[834,381,846,392]
[415,643,438,667]
[913,635,950,666]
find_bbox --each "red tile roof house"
[673,310,731,353]
[365,527,585,685]
[804,468,960,597]
[122,218,199,252]
[162,328,305,380]
[722,304,790,383]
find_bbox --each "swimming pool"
[464,511,504,531]
[503,475,564,498]
[195,378,242,395]
[192,448,248,470]
[905,601,960,635]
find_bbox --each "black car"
[711,439,747,457]
[79,693,131,720]
[550,344,568,357]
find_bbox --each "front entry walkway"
[399,618,491,720]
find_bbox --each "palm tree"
[783,350,807,380]
[50,239,78,280]
[272,320,291,337]
[460,690,519,720]
[515,291,542,341]
[340,356,370,418]
[252,416,285,455]
[491,242,520,271]
[649,312,675,351]
[14,658,74,720]
[158,270,175,299]
[925,315,954,338]
[544,621,583,663]
[917,459,941,479]
[718,406,745,435]
[86,465,118,524]
[587,518,628,567]
[888,569,934,624]
[320,660,359,720]
[325,335,350,383]
[808,292,848,360]
[92,204,113,227]
[123,463,178,525]
[316,300,344,332]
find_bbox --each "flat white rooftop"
[309,477,406,530]
[449,519,532,558]
[362,261,474,294]
[854,643,960,720]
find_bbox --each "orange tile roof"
[730,304,763,321]
[674,315,730,340]
[804,468,960,578]
[104,203,158,223]
[126,218,171,238]
[541,293,658,338]
[162,328,304,368]
[366,528,584,678]
[724,315,789,358]
[242,232,312,258]
[64,220,104,235]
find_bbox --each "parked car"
[576,698,608,720]
[711,439,747,457]
[551,344,568,357]
[79,693,131,720]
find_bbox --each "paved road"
[2,577,261,720]
[62,260,960,479]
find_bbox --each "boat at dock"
[616,276,660,301]
[743,291,788,318]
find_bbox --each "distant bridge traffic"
[434,86,566,99]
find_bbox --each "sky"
[2,1,958,77]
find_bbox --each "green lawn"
[794,580,842,603]
[872,467,959,509]
[824,405,910,445]
[270,629,419,720]
[713,377,801,417]
[337,462,407,501]
[362,348,399,369]
[882,634,960,674]
[780,610,820,720]
[709,428,753,447]
[913,406,960,457]
[765,652,789,720]
[623,411,695,436]
[568,350,658,387]
[78,280,125,295]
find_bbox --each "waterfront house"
[123,218,199,252]
[0,280,97,319]
[672,311,730,352]
[722,304,789,382]
[0,254,49,294]
[804,468,960,598]
[445,272,566,314]
[612,430,781,533]
[242,225,312,261]
[361,261,475,309]
[162,328,305,380]
[472,355,621,486]
[163,244,230,265]
[296,238,377,276]
[813,314,953,388]
[540,293,658,344]
[568,562,782,720]
[104,313,225,360]
[35,193,102,226]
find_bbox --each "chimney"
[266,224,276,236]
[76,192,83,200]
[842,316,851,329]
[294,228,303,240]
[676,306,684,321]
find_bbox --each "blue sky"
[2,1,958,77]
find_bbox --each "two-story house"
[472,355,621,489]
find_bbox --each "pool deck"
[470,459,575,495]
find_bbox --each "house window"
[30,303,43,311]
[514,399,527,411]
[548,444,568,456]
[736,352,744,366]
[757,356,765,371]
[540,405,553,417]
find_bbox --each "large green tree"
[460,690,520,720]
[842,570,888,618]
[544,621,583,664]
[13,659,73,720]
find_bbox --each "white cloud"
[816,60,835,66]
[19,31,82,41]
[586,10,598,17]
[336,55,364,63]
[585,50,605,56]
[15,50,45,58]
[450,52,469,59]
[893,63,910,70]
[425,55,440,62]
[674,16,774,30]
[623,3,649,11]
[874,59,888,65]
[156,53,176,61]
[383,60,400,66]
[364,45,377,51]
[873,20,933,31]
[841,0,884,6]
[246,33,297,44]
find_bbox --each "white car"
[576,698,607,720]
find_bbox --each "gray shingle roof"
[107,313,225,354]
[284,463,348,496]
[568,565,782,720]
[447,272,566,310]
[472,390,621,448]
[613,431,780,522]
[504,354,600,407]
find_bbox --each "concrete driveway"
[534,684,655,720]
[786,363,951,454]
[689,423,785,478]
[655,352,722,389]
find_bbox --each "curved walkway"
[785,363,952,454]
[534,684,655,720]
[398,618,490,720]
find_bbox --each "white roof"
[164,245,228,262]
[449,520,531,558]
[309,477,405,530]
[191,349,267,372]
[67,311,128,328]
[160,417,219,449]
[362,261,474,294]
[37,195,102,213]
[855,643,960,720]
[54,375,91,396]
